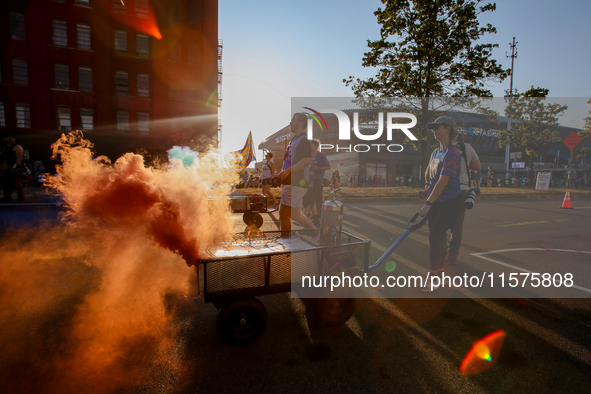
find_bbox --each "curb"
[264,192,591,205]
[339,194,580,204]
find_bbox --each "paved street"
[1,197,591,393]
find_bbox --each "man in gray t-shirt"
[278,113,316,235]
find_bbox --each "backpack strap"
[457,142,471,183]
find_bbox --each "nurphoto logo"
[303,108,418,153]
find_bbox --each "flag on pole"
[231,131,256,170]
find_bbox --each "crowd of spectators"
[239,172,263,189]
[347,173,415,188]
[534,162,591,169]
[481,175,590,188]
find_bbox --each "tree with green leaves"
[573,98,591,163]
[522,86,549,98]
[497,89,568,175]
[344,0,508,182]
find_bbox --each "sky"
[218,0,591,159]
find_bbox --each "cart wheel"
[252,213,263,228]
[243,212,263,228]
[217,298,268,345]
[317,298,356,328]
[243,212,254,225]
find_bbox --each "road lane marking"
[471,248,591,294]
[495,221,548,227]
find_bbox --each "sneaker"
[444,254,457,266]
[421,272,440,292]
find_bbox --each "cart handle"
[367,212,429,272]
[408,211,429,232]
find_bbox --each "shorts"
[262,178,272,186]
[280,185,307,208]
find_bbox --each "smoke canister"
[319,198,343,246]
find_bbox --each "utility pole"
[505,37,518,179]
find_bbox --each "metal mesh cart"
[190,229,371,344]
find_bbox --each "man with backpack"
[445,134,481,265]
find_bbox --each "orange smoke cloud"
[0,131,235,393]
[48,130,232,266]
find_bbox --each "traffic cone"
[560,189,572,209]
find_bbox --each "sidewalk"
[3,185,591,207]
[238,185,591,203]
[0,188,64,205]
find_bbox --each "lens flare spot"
[460,330,506,375]
[385,260,397,272]
[299,179,307,187]
[206,89,219,108]
[474,342,492,361]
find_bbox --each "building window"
[113,0,126,12]
[136,0,148,17]
[169,0,181,23]
[169,42,181,62]
[54,63,70,89]
[188,2,199,26]
[136,33,149,57]
[137,112,150,134]
[188,40,199,64]
[115,70,128,94]
[12,58,28,85]
[114,29,127,54]
[57,106,71,131]
[75,0,91,6]
[9,12,26,40]
[137,73,149,97]
[15,103,31,129]
[76,23,91,49]
[80,107,94,131]
[116,110,130,132]
[52,19,68,46]
[0,102,5,127]
[78,66,93,91]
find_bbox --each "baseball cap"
[426,116,457,134]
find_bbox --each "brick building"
[0,0,218,166]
